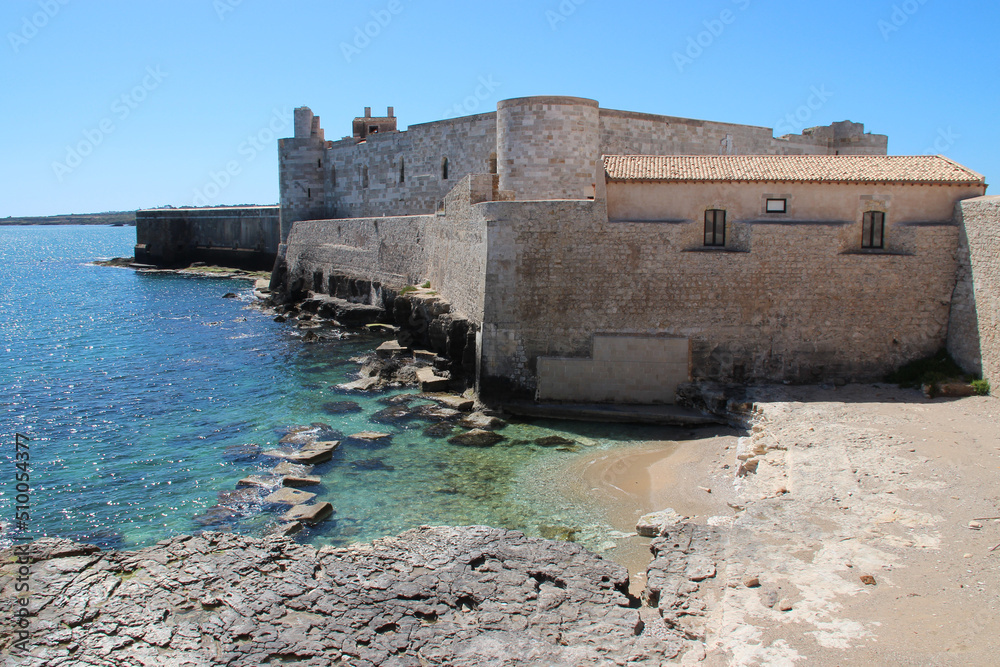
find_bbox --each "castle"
[142,96,999,403]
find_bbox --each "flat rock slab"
[268,461,315,476]
[415,366,449,392]
[337,376,381,392]
[422,393,475,412]
[263,487,317,506]
[376,340,408,357]
[235,475,283,489]
[347,431,391,441]
[458,411,507,431]
[636,508,688,537]
[262,440,340,464]
[281,501,334,525]
[0,526,684,665]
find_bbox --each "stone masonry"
[948,196,1000,389]
[273,96,997,404]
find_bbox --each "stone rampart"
[948,196,1000,389]
[598,109,887,157]
[277,174,492,323]
[135,206,279,270]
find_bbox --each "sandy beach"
[558,384,1000,665]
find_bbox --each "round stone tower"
[496,96,600,200]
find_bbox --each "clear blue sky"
[1,0,997,217]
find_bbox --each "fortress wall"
[280,175,490,322]
[599,109,888,157]
[948,196,1000,388]
[323,113,497,220]
[599,109,776,156]
[479,199,958,398]
[135,207,279,270]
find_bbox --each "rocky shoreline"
[1,525,723,666]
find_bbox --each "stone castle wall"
[322,113,498,221]
[278,174,493,323]
[135,207,279,270]
[478,198,959,397]
[948,196,1000,389]
[599,110,886,157]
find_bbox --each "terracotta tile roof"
[602,155,985,185]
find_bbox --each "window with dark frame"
[862,211,885,249]
[766,198,787,213]
[704,209,726,247]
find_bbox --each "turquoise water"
[0,226,680,553]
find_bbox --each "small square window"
[704,209,726,246]
[862,211,885,249]
[766,198,787,213]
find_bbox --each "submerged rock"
[350,458,395,472]
[448,428,506,447]
[321,400,363,414]
[423,422,456,439]
[534,435,577,448]
[539,524,579,542]
[221,443,261,462]
[371,404,419,424]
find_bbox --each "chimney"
[364,106,371,117]
[387,106,394,118]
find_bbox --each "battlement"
[352,106,397,141]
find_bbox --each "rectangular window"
[704,209,726,246]
[862,211,885,249]
[766,198,787,213]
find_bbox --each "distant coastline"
[0,211,136,226]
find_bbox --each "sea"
[0,225,678,555]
